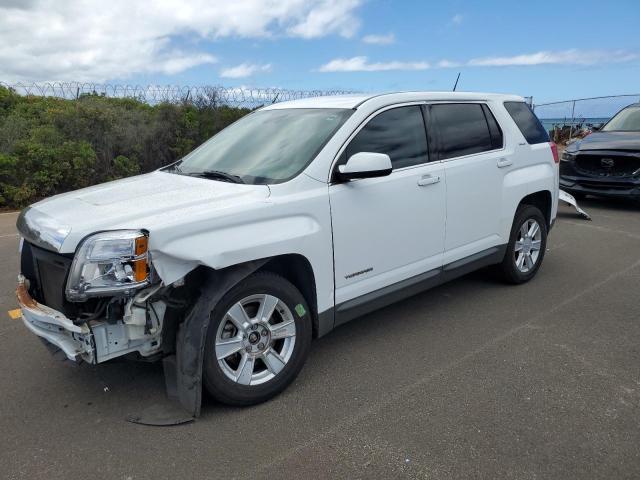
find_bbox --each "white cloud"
[318,56,429,72]
[157,53,218,75]
[362,33,396,45]
[437,60,461,68]
[287,0,362,39]
[466,49,639,67]
[220,63,272,79]
[317,49,639,74]
[0,0,363,82]
[450,14,463,25]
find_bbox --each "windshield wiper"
[187,170,245,184]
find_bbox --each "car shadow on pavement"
[65,264,531,420]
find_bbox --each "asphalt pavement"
[1,198,639,479]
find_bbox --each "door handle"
[417,175,440,186]
[497,158,513,168]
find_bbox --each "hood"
[18,171,270,253]
[572,131,640,152]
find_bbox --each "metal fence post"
[569,100,576,140]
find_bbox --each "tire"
[496,205,548,284]
[203,271,312,406]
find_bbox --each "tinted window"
[504,101,549,144]
[346,106,428,169]
[431,103,494,160]
[482,104,504,149]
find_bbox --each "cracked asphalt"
[1,198,639,479]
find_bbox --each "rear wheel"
[203,271,312,406]
[496,205,547,284]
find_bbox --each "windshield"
[165,108,352,184]
[602,106,640,132]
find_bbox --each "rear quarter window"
[504,101,549,144]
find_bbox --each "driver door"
[329,105,446,313]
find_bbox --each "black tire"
[496,205,548,284]
[203,271,312,406]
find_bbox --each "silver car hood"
[17,171,271,255]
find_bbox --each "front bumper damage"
[17,275,166,365]
[17,261,267,425]
[18,275,94,362]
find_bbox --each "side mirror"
[592,123,603,131]
[337,152,392,181]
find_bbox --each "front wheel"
[496,205,548,284]
[203,271,312,406]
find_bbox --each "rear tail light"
[550,142,559,164]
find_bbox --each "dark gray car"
[560,103,640,202]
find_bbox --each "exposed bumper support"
[17,275,166,365]
[17,275,94,363]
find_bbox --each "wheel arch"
[258,254,320,338]
[519,190,552,228]
[179,254,321,338]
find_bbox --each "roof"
[263,91,524,110]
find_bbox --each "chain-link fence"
[0,81,358,108]
[533,94,640,136]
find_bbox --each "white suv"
[16,92,559,415]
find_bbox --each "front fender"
[149,214,322,285]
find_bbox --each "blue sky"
[2,0,639,104]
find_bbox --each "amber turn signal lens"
[135,236,148,256]
[133,236,149,282]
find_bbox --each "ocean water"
[538,117,610,131]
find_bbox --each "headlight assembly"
[561,151,576,162]
[66,230,150,301]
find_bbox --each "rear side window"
[430,103,496,160]
[345,106,428,169]
[482,104,504,150]
[504,101,549,144]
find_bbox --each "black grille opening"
[575,153,640,177]
[21,241,73,315]
[21,241,112,320]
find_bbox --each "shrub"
[0,86,251,208]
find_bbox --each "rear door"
[427,102,507,264]
[329,104,446,307]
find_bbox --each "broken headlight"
[66,230,150,301]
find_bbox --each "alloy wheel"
[514,218,542,273]
[215,294,297,386]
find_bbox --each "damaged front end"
[17,274,94,363]
[15,208,253,424]
[16,216,176,366]
[17,274,169,364]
